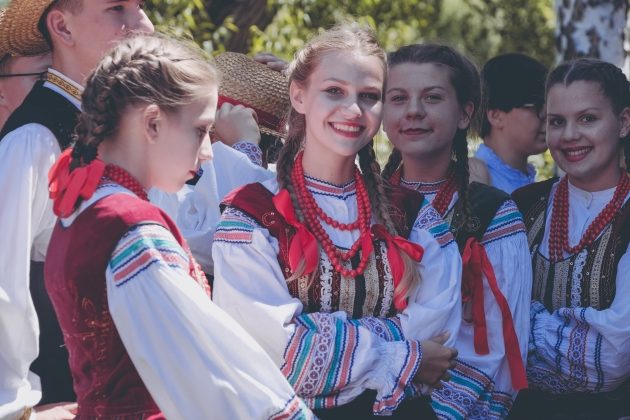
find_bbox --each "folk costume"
[389,168,531,419]
[212,153,463,416]
[148,141,273,274]
[45,155,314,420]
[0,69,81,417]
[511,177,630,418]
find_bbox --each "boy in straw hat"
[0,1,153,419]
[0,8,51,129]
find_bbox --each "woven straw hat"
[0,9,10,61]
[4,0,55,56]
[214,52,289,139]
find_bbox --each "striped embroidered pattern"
[415,199,455,248]
[109,224,189,287]
[267,394,314,420]
[281,313,359,409]
[233,141,263,167]
[348,316,404,342]
[481,200,526,246]
[487,391,513,419]
[214,207,259,244]
[431,360,494,420]
[372,340,422,415]
[304,175,356,200]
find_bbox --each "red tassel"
[48,148,106,217]
[272,189,319,275]
[462,238,528,390]
[371,224,424,311]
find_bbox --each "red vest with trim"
[45,192,208,419]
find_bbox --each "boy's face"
[492,103,547,157]
[62,0,153,76]
[0,53,51,124]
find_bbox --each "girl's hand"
[253,52,288,73]
[34,402,78,420]
[214,103,261,146]
[414,332,457,388]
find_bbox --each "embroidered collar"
[45,68,83,104]
[303,174,356,199]
[400,177,447,195]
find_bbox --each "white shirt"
[528,180,630,393]
[212,177,462,413]
[148,141,274,274]
[0,72,81,420]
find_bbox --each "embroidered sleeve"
[527,269,630,395]
[481,200,526,246]
[404,200,462,347]
[432,203,532,419]
[107,223,315,419]
[233,141,263,167]
[212,214,425,414]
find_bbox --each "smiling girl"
[212,24,463,418]
[512,58,630,418]
[44,33,313,419]
[382,44,531,419]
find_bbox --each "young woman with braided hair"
[381,44,532,419]
[212,24,462,419]
[44,33,313,420]
[510,58,630,419]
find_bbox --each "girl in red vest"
[510,59,630,418]
[45,33,313,420]
[381,44,531,419]
[212,24,462,419]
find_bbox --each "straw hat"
[214,52,289,139]
[0,8,10,61]
[4,0,55,56]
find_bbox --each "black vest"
[1,81,79,404]
[448,181,511,251]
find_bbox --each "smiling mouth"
[330,122,364,138]
[562,146,592,162]
[401,127,432,136]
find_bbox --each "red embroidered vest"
[45,192,208,419]
[221,183,424,318]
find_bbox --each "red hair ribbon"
[272,189,319,275]
[461,237,528,390]
[48,148,105,218]
[371,224,424,311]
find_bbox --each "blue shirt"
[475,143,536,194]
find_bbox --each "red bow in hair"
[462,237,528,390]
[272,189,319,275]
[49,148,105,218]
[371,224,424,311]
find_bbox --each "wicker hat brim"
[4,0,55,56]
[215,52,289,139]
[0,8,9,61]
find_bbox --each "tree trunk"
[555,0,628,67]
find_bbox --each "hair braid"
[452,129,475,230]
[382,147,403,181]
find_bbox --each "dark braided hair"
[279,23,420,300]
[547,58,630,172]
[71,33,219,171]
[384,44,481,231]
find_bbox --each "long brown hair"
[277,23,420,306]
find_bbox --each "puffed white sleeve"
[106,223,314,420]
[0,125,60,419]
[431,200,531,419]
[148,142,273,274]
[212,206,424,414]
[527,243,630,394]
[404,199,462,347]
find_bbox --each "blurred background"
[3,0,628,177]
